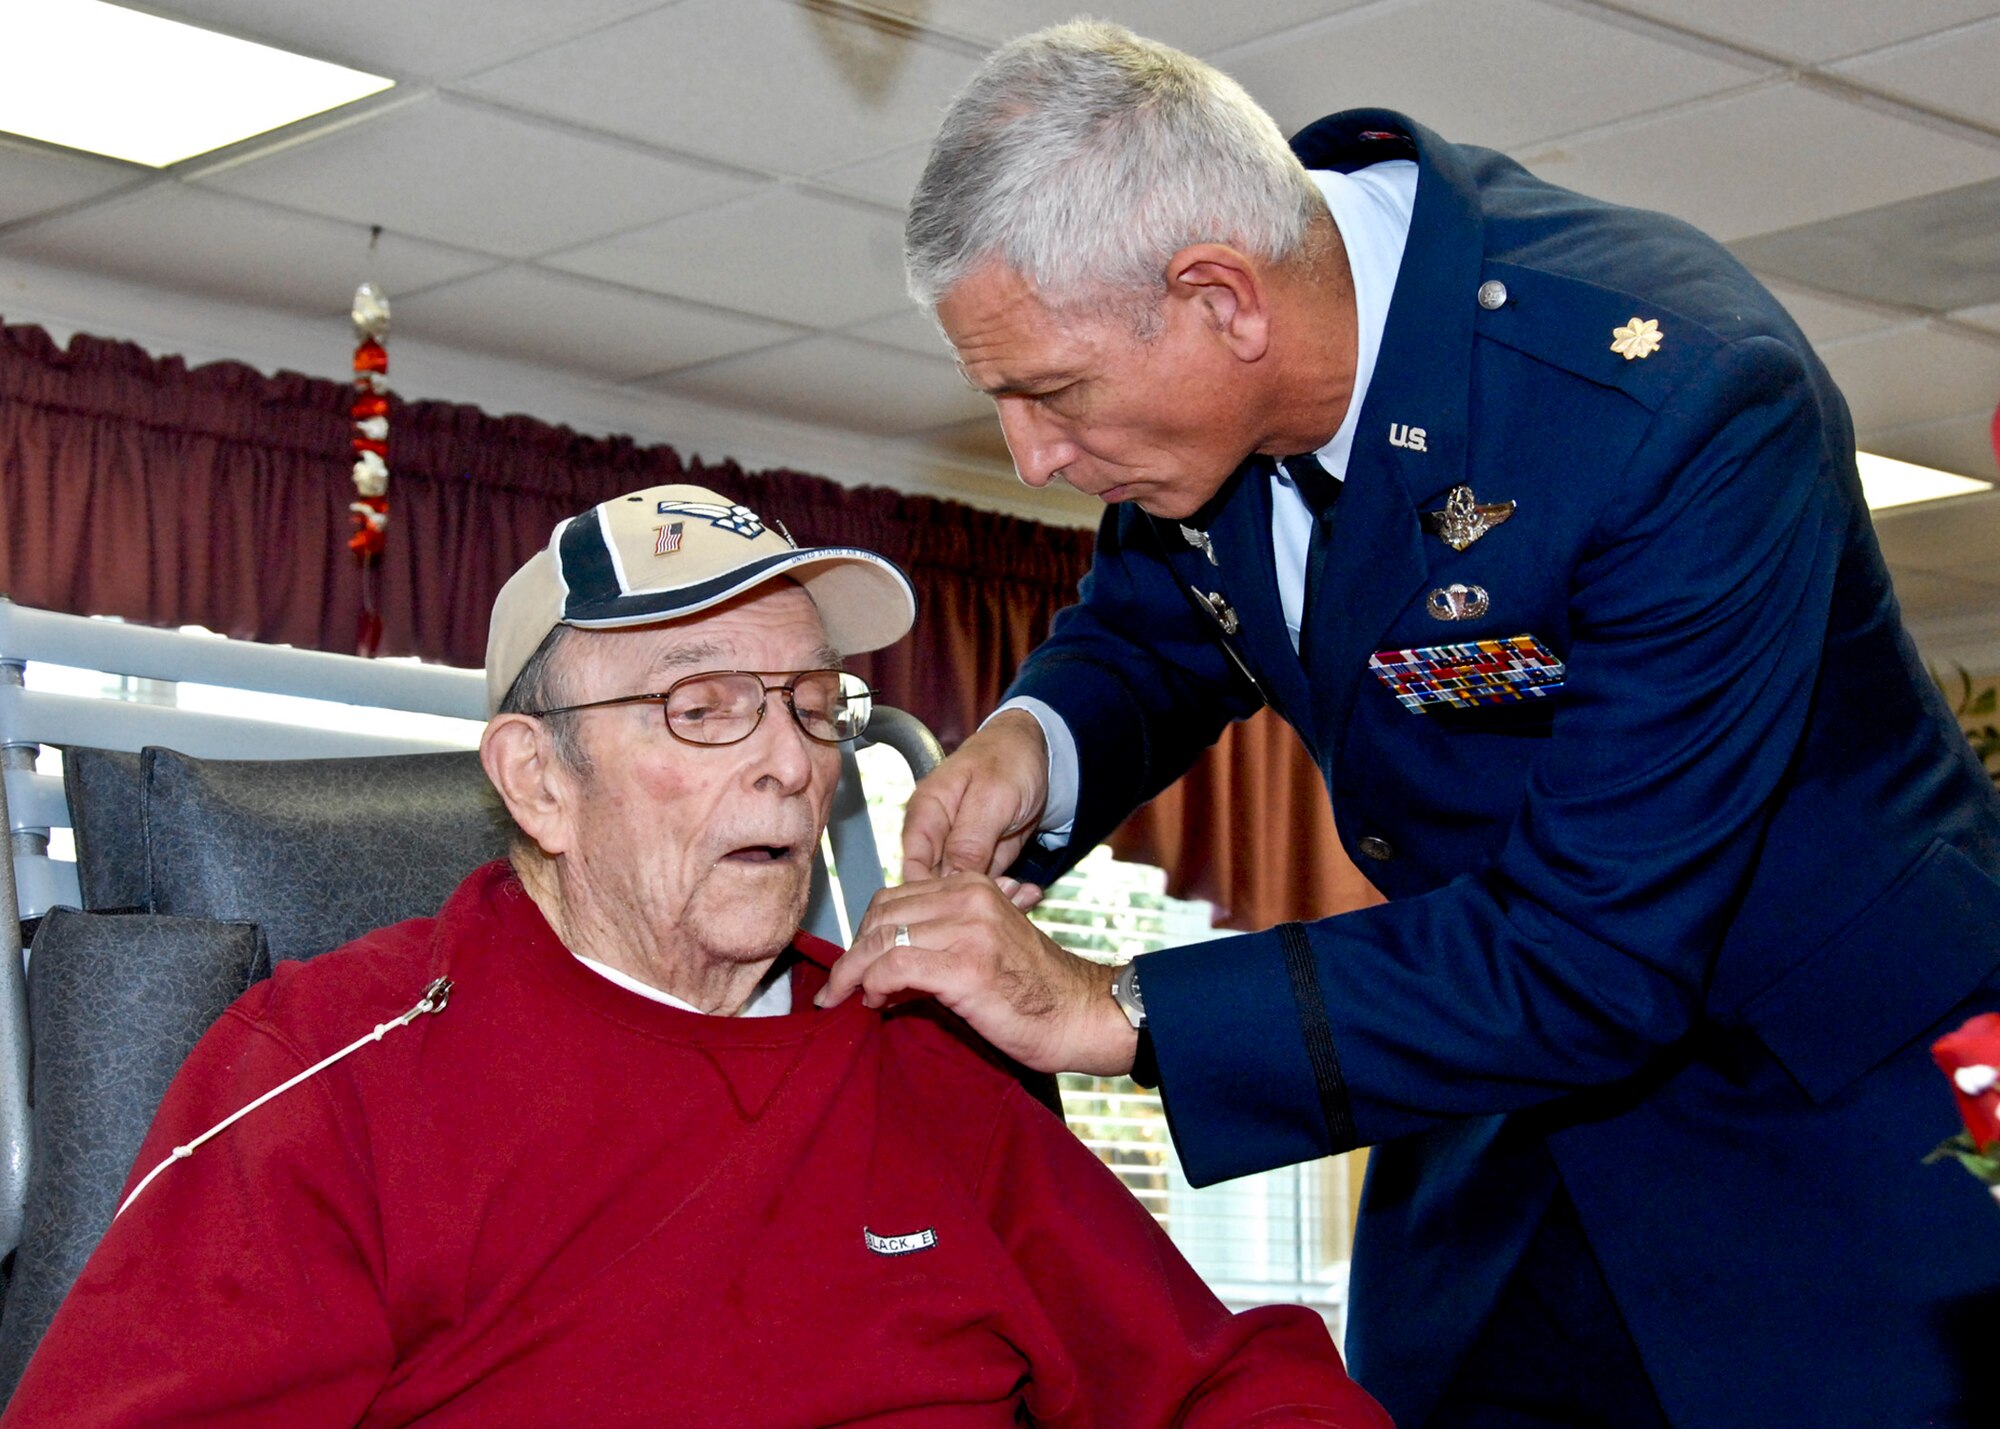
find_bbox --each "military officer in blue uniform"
[822,21,2000,1428]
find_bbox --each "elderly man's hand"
[900,710,1050,906]
[820,872,1138,1077]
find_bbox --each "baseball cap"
[484,483,916,713]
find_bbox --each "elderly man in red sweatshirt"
[3,484,1387,1429]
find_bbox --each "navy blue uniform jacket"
[1006,112,2000,1427]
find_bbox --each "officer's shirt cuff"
[987,697,1077,847]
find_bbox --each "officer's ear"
[1163,243,1268,362]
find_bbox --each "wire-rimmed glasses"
[525,669,873,747]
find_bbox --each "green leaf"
[1926,1132,2000,1182]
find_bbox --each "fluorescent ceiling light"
[0,0,392,168]
[1857,452,1993,512]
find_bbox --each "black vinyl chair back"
[65,744,512,959]
[140,747,510,961]
[60,749,144,913]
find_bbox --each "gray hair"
[497,624,593,777]
[905,20,1326,319]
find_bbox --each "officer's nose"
[995,397,1079,489]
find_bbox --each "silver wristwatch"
[1111,961,1147,1030]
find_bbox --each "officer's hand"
[900,709,1050,907]
[821,872,1137,1077]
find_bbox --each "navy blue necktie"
[1279,453,1340,656]
[1279,452,1342,520]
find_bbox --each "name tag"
[863,1226,938,1256]
[1369,635,1565,713]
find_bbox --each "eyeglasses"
[526,669,873,747]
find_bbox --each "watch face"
[1113,963,1146,1029]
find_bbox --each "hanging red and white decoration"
[349,278,392,656]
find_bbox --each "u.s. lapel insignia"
[1179,524,1218,566]
[1611,317,1662,360]
[1426,583,1489,621]
[1420,485,1516,552]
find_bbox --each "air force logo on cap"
[657,498,764,539]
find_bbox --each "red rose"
[1932,1012,2000,1150]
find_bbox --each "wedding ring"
[893,924,912,947]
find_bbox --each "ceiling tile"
[198,97,754,259]
[1820,322,2000,433]
[0,185,493,316]
[0,138,143,228]
[460,0,978,175]
[549,187,908,328]
[1873,489,2000,569]
[144,0,668,82]
[1755,278,1908,347]
[651,335,994,436]
[844,308,949,357]
[1861,411,2000,485]
[1728,176,2000,312]
[814,142,930,211]
[1518,81,2000,243]
[1224,0,1765,151]
[866,0,1373,54]
[1608,0,2000,63]
[392,266,801,379]
[1833,17,2000,130]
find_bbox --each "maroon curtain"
[1108,709,1382,926]
[0,319,1369,929]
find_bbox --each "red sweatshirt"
[4,862,1387,1428]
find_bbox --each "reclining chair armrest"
[859,707,942,783]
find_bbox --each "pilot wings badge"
[1420,485,1516,552]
